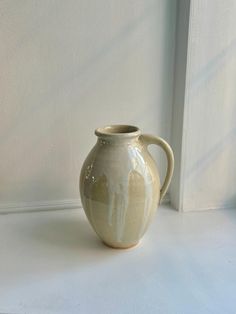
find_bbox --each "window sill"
[0,205,235,313]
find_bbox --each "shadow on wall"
[189,37,236,96]
[220,195,236,211]
[183,35,236,209]
[186,127,236,181]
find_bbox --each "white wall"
[0,0,177,211]
[171,0,236,211]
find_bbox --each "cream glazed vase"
[80,125,174,249]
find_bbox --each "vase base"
[102,241,140,250]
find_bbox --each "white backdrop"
[0,0,177,211]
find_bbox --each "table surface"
[1,205,236,314]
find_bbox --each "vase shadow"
[20,210,122,273]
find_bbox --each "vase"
[80,125,174,249]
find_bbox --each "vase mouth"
[95,124,141,138]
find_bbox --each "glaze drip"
[82,140,155,243]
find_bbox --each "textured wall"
[0,0,177,210]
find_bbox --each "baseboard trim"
[0,199,82,215]
[0,193,171,215]
[177,203,236,212]
[0,197,234,215]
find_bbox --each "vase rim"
[95,124,141,138]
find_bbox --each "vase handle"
[140,134,174,203]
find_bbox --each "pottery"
[80,125,174,249]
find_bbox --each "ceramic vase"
[80,125,174,249]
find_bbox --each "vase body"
[80,125,174,249]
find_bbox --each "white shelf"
[0,205,236,314]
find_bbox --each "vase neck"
[95,124,141,141]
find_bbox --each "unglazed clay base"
[102,241,140,250]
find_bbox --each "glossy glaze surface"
[80,125,174,248]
